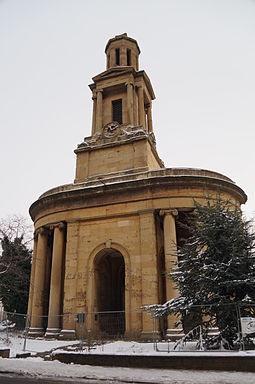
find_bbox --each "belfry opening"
[94,249,125,336]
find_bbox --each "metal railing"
[1,303,255,353]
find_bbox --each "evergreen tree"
[148,199,255,348]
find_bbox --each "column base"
[27,327,44,337]
[165,328,184,340]
[45,328,61,338]
[59,329,76,340]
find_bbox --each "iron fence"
[1,303,255,353]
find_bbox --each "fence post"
[235,304,242,351]
[237,304,245,351]
[5,311,9,342]
[77,313,85,351]
[88,329,91,352]
[23,315,30,351]
[199,325,204,351]
[152,316,157,351]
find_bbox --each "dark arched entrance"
[94,248,125,336]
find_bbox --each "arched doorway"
[94,248,125,336]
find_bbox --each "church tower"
[27,34,246,340]
[74,33,163,184]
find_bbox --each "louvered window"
[112,99,122,124]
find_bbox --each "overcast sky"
[0,0,255,225]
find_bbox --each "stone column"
[29,227,49,336]
[147,102,153,133]
[91,90,97,136]
[59,223,79,340]
[126,82,134,125]
[160,209,183,339]
[96,89,103,133]
[137,85,145,129]
[27,232,38,321]
[139,210,159,339]
[45,223,66,338]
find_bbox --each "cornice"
[29,169,247,222]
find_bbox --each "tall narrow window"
[115,48,120,65]
[127,49,131,66]
[112,99,122,124]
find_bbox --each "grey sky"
[0,0,255,224]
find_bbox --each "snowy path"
[1,358,255,384]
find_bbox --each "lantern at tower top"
[105,33,140,70]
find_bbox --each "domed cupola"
[105,33,140,70]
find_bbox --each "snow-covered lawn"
[0,331,78,357]
[2,330,255,357]
[2,331,255,358]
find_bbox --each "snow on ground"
[1,332,255,383]
[1,357,255,383]
[52,339,255,357]
[0,331,78,357]
[2,331,255,358]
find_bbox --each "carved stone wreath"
[103,121,120,138]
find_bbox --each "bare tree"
[0,215,33,275]
[0,215,33,245]
[0,215,32,275]
[0,215,33,313]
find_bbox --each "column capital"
[96,88,103,94]
[57,221,66,231]
[159,209,178,218]
[37,226,51,236]
[92,90,97,100]
[125,81,134,87]
[49,222,66,231]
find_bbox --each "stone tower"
[75,33,163,184]
[27,34,246,340]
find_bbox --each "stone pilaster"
[126,81,134,125]
[160,209,183,339]
[147,102,153,133]
[96,89,103,133]
[91,91,97,136]
[137,85,146,129]
[109,48,115,68]
[120,46,126,66]
[28,227,49,336]
[45,222,66,338]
